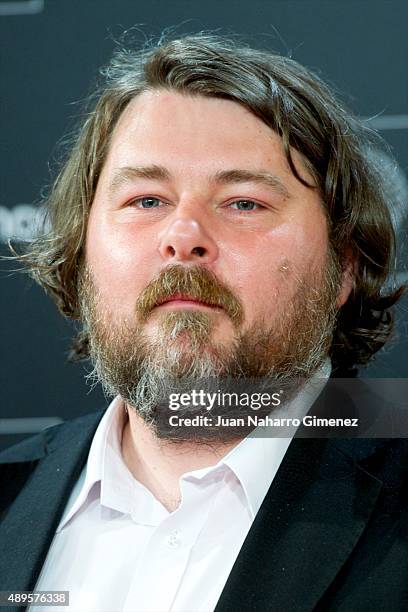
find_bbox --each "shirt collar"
[57,396,129,531]
[219,358,331,517]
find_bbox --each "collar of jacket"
[0,410,104,595]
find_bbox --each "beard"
[78,255,342,442]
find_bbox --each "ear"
[336,251,357,308]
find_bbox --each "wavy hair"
[13,33,404,373]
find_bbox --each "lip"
[156,294,221,310]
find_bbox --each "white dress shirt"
[31,362,330,612]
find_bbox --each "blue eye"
[230,200,259,211]
[137,197,161,208]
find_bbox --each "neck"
[121,403,241,512]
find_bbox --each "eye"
[229,199,262,212]
[132,197,162,209]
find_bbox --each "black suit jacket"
[1,385,408,612]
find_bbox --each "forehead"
[101,90,315,188]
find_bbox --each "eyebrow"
[213,169,291,199]
[108,164,292,199]
[108,165,171,195]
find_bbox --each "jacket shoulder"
[0,410,105,518]
[0,409,105,464]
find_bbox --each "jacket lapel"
[215,437,383,611]
[0,411,103,592]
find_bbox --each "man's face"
[83,90,350,435]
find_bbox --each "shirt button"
[167,531,181,549]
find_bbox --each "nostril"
[191,246,206,257]
[167,246,176,256]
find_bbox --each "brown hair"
[14,33,404,373]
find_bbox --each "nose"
[158,215,218,264]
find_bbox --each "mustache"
[135,265,244,326]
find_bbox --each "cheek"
[230,221,328,320]
[85,216,158,309]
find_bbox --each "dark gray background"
[1,0,407,450]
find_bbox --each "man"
[1,34,407,611]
